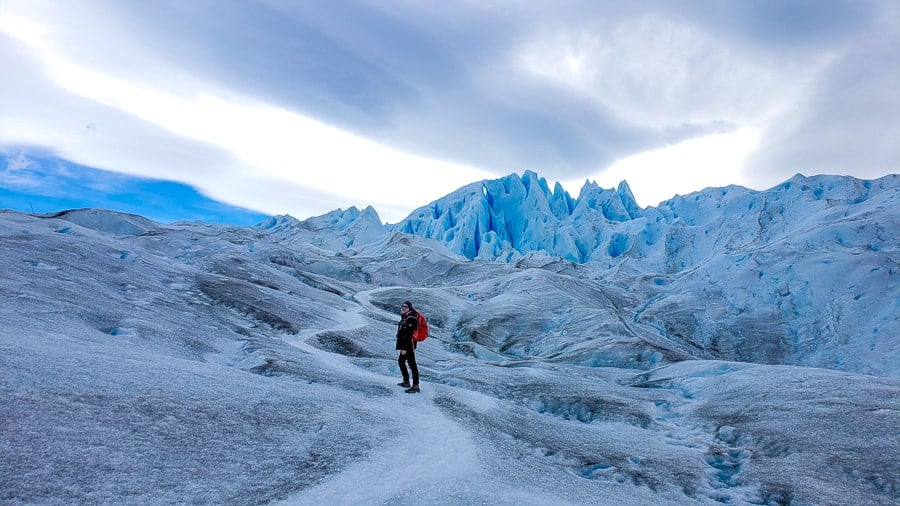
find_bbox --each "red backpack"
[413,312,429,342]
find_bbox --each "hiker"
[396,300,420,393]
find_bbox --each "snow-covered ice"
[1,173,898,504]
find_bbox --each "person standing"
[396,301,420,393]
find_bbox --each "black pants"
[398,350,419,385]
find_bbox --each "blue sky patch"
[0,152,269,225]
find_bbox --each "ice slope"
[1,207,898,505]
[393,171,899,377]
[612,174,900,376]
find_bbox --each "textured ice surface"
[1,172,898,504]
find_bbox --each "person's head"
[400,301,413,315]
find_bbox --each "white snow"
[1,172,898,505]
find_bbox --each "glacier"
[395,171,900,377]
[1,171,898,505]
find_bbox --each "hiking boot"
[404,385,420,394]
[397,381,411,388]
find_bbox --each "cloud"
[0,25,250,192]
[0,1,658,178]
[5,152,33,171]
[742,1,900,183]
[514,14,828,132]
[0,7,492,222]
[662,0,876,49]
[0,0,897,224]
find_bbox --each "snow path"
[352,286,403,318]
[280,285,408,381]
[276,287,485,504]
[275,386,483,504]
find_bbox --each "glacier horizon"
[266,170,899,378]
[271,169,896,263]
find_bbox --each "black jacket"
[396,310,419,352]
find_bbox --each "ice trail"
[275,387,482,504]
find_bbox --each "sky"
[0,151,268,224]
[1,0,898,224]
